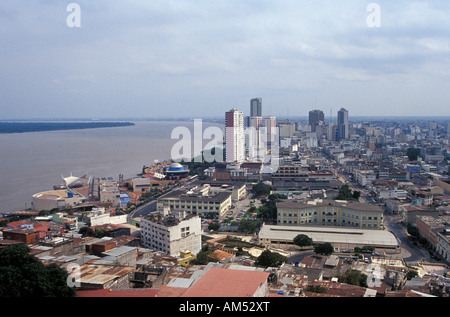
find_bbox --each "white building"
[225,108,245,163]
[140,209,202,257]
[99,178,121,206]
[356,170,377,188]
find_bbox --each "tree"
[406,148,421,161]
[338,269,368,288]
[335,184,359,201]
[314,243,334,256]
[239,219,262,233]
[252,182,272,197]
[208,222,220,231]
[0,244,75,297]
[293,234,313,247]
[255,250,288,268]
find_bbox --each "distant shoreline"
[0,122,135,134]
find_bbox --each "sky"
[1,0,450,120]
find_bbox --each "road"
[383,214,431,264]
[126,176,201,225]
[338,170,433,264]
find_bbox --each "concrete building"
[31,189,85,211]
[416,215,450,252]
[192,180,247,202]
[436,225,450,264]
[309,110,324,132]
[264,116,277,148]
[225,108,245,163]
[250,98,262,117]
[258,223,399,253]
[132,177,151,193]
[276,199,384,230]
[100,245,138,267]
[99,178,121,206]
[156,184,232,217]
[356,170,377,188]
[337,108,349,141]
[140,209,202,257]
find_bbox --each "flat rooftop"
[259,224,399,248]
[277,199,383,212]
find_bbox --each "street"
[383,213,431,264]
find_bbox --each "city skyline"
[1,1,450,119]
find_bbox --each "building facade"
[337,108,349,141]
[250,98,262,117]
[140,209,202,257]
[225,108,245,163]
[156,185,232,217]
[309,110,325,132]
[276,199,384,230]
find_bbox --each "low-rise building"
[435,225,450,264]
[258,223,400,253]
[276,199,384,230]
[132,177,151,193]
[156,185,232,217]
[32,189,85,211]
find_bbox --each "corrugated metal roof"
[167,277,195,288]
[79,264,134,286]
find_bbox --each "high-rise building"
[265,116,277,148]
[309,110,325,132]
[337,108,349,141]
[225,108,245,163]
[250,98,262,117]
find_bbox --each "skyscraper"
[309,110,324,132]
[250,98,262,117]
[225,108,245,163]
[337,108,349,141]
[265,116,277,148]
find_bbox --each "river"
[0,120,223,212]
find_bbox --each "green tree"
[208,222,220,231]
[255,250,288,268]
[406,148,421,161]
[252,182,272,197]
[338,269,368,288]
[293,234,313,247]
[314,243,334,255]
[239,219,262,233]
[0,244,75,297]
[78,226,94,237]
[335,184,359,201]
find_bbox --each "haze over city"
[1,0,450,119]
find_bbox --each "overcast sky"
[1,0,450,120]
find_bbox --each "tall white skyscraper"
[225,108,245,163]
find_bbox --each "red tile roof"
[181,268,270,297]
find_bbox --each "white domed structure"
[164,162,189,179]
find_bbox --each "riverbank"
[0,121,135,134]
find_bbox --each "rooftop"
[181,267,271,297]
[259,224,399,247]
[277,199,383,212]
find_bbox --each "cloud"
[0,0,449,118]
